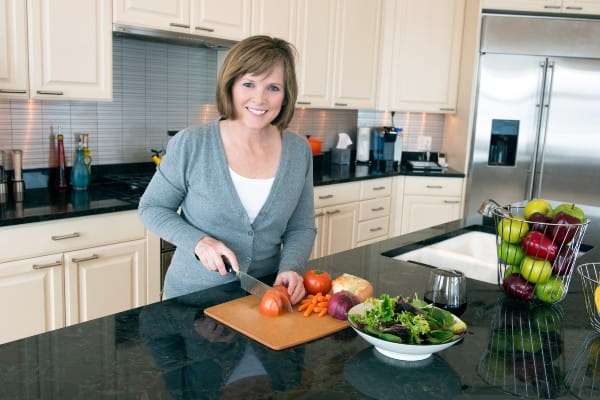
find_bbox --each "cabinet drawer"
[360,177,392,199]
[357,216,389,242]
[314,182,360,208]
[404,177,463,196]
[0,211,145,263]
[359,197,391,221]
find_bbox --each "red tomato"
[274,284,290,304]
[260,289,283,317]
[303,269,332,295]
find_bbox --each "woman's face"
[231,63,285,131]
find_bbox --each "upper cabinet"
[377,0,465,113]
[0,0,112,101]
[295,0,382,109]
[251,0,296,43]
[114,0,251,42]
[481,0,600,14]
[0,0,28,99]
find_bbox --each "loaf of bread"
[331,273,373,303]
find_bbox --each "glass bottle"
[70,140,89,190]
[81,133,92,176]
[56,130,68,190]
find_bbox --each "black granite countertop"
[1,210,599,399]
[0,161,464,227]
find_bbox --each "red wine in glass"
[424,291,467,316]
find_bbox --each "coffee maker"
[370,127,398,170]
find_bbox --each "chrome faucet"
[478,199,513,218]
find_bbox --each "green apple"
[524,199,553,219]
[498,241,525,265]
[520,256,552,284]
[503,265,521,278]
[513,331,542,353]
[497,217,529,244]
[535,277,566,303]
[531,305,562,332]
[552,203,585,223]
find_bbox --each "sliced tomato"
[274,284,290,304]
[260,289,283,317]
[303,269,332,295]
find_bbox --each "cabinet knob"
[444,200,460,204]
[372,186,386,191]
[0,89,27,94]
[195,26,215,32]
[72,254,99,263]
[170,22,190,28]
[326,209,341,215]
[543,5,561,8]
[51,232,80,241]
[37,90,63,95]
[32,261,62,270]
[369,227,383,232]
[426,185,443,189]
[297,101,311,105]
[565,6,583,10]
[318,194,334,200]
[439,107,455,112]
[371,207,385,212]
[334,102,348,107]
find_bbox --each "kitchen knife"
[224,260,293,312]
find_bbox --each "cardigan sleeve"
[138,129,208,254]
[278,144,317,272]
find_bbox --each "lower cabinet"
[312,203,359,259]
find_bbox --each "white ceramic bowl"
[347,301,465,361]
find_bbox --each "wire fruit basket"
[564,331,600,399]
[492,206,590,304]
[477,296,566,399]
[577,263,600,332]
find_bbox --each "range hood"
[113,24,236,49]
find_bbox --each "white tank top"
[229,167,274,223]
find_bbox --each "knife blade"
[224,259,292,312]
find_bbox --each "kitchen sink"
[384,225,593,285]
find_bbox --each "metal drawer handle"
[543,5,561,8]
[369,227,383,232]
[170,22,190,28]
[439,107,455,112]
[72,254,99,263]
[334,102,348,107]
[565,6,583,10]
[0,89,27,94]
[326,209,341,215]
[51,232,80,241]
[318,194,334,199]
[297,101,311,105]
[32,261,62,270]
[37,90,63,95]
[426,185,443,189]
[314,212,325,218]
[195,26,215,32]
[444,200,460,204]
[372,186,386,191]
[371,207,385,212]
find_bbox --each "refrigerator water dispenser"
[488,119,518,166]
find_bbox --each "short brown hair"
[216,35,298,131]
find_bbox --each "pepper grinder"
[12,149,24,202]
[0,150,7,203]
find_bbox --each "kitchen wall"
[0,36,444,171]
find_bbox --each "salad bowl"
[347,299,466,361]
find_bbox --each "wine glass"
[424,269,467,316]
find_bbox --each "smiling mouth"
[246,107,267,116]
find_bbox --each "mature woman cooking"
[139,36,316,303]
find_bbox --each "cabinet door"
[380,0,464,113]
[333,0,382,109]
[191,0,251,41]
[251,0,296,43]
[310,208,325,259]
[64,239,146,325]
[0,0,28,99]
[481,0,563,12]
[323,202,358,256]
[27,0,112,101]
[401,195,461,234]
[295,0,336,108]
[113,0,190,31]
[0,254,64,345]
[562,0,600,13]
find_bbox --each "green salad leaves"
[348,294,467,345]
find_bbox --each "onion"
[327,290,359,320]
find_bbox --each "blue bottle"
[70,146,90,190]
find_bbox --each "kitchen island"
[1,210,598,399]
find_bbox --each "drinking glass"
[424,269,467,316]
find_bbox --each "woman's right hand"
[194,236,239,275]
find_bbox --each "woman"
[139,36,316,303]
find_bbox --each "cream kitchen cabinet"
[0,211,150,345]
[377,0,465,113]
[401,176,463,234]
[311,181,360,259]
[295,0,382,109]
[356,177,392,246]
[0,0,28,99]
[251,0,296,43]
[114,0,251,42]
[1,0,112,101]
[481,0,600,14]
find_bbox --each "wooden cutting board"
[204,295,349,350]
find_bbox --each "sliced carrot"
[304,303,315,317]
[298,302,311,311]
[318,308,328,317]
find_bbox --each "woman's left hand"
[273,271,306,305]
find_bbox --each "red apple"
[552,246,575,276]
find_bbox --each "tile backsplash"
[0,36,443,171]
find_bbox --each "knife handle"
[222,256,237,275]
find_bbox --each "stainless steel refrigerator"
[465,14,600,216]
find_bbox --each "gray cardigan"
[138,120,317,298]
